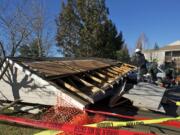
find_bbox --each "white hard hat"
[135,48,141,53]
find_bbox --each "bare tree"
[27,0,52,57]
[0,0,31,56]
[0,0,53,57]
[136,32,148,51]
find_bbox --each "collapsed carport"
[0,57,136,110]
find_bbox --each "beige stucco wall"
[0,60,86,110]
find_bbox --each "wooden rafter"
[93,71,109,79]
[72,75,105,94]
[106,69,119,76]
[85,73,113,88]
[106,68,119,75]
[104,68,119,75]
[99,70,116,78]
[85,73,103,83]
[110,67,123,75]
[93,71,115,85]
[113,66,131,72]
[110,67,125,74]
[67,78,78,88]
[123,63,136,68]
[57,79,94,103]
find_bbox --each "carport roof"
[9,57,121,78]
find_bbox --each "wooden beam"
[85,73,113,88]
[118,64,132,70]
[105,68,119,75]
[72,76,105,94]
[121,66,131,70]
[93,71,108,79]
[110,67,123,74]
[99,70,116,78]
[67,78,78,88]
[123,63,136,68]
[85,73,103,83]
[113,66,130,72]
[110,67,124,74]
[93,71,115,85]
[57,79,94,103]
[93,71,117,82]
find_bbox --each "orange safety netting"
[42,96,105,135]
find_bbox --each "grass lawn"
[0,109,43,135]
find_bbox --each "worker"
[133,48,147,81]
[171,59,176,71]
[148,61,158,83]
[160,61,176,87]
[161,61,175,80]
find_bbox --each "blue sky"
[106,0,180,52]
[45,0,180,53]
[1,0,180,55]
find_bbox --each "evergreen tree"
[154,42,159,50]
[19,39,45,58]
[76,0,109,57]
[56,0,81,57]
[56,0,124,59]
[95,20,124,58]
[116,44,130,62]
